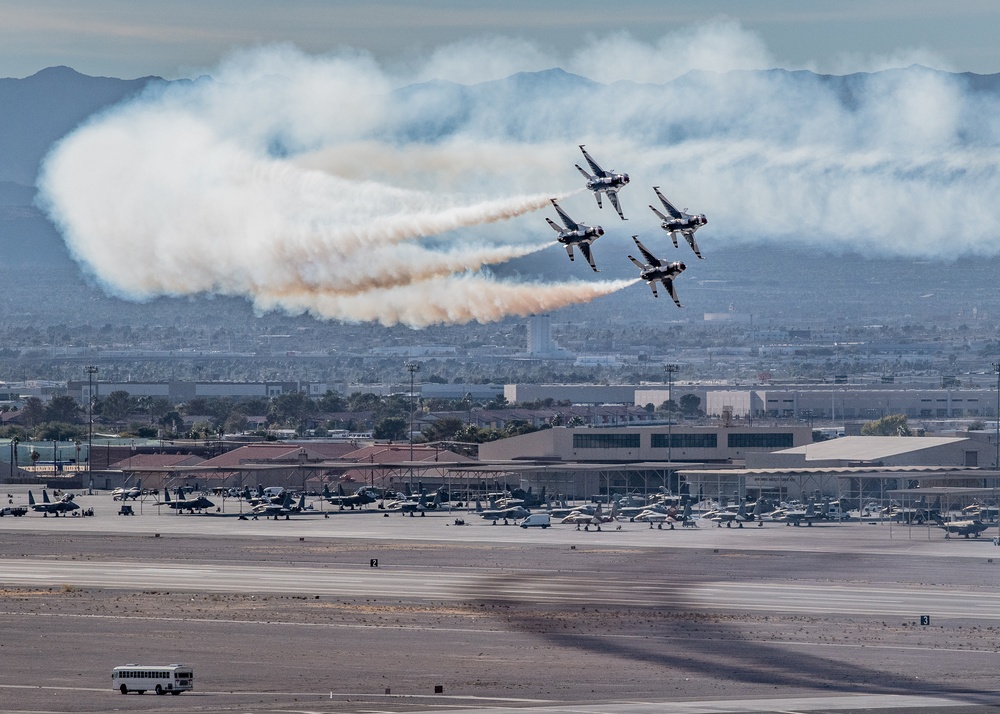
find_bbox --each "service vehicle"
[519,513,551,528]
[112,664,193,695]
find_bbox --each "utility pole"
[407,362,419,489]
[993,362,1000,469]
[664,363,679,472]
[86,365,98,494]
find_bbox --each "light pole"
[406,362,419,488]
[86,365,98,486]
[664,364,679,485]
[993,362,1000,469]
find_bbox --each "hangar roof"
[775,436,968,461]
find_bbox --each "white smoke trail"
[254,275,640,328]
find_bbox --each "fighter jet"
[627,235,686,307]
[112,479,142,501]
[252,491,307,520]
[159,487,215,513]
[28,490,80,517]
[323,483,377,510]
[575,145,629,220]
[649,186,706,259]
[933,515,991,539]
[545,199,604,271]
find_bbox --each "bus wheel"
[155,685,164,695]
[120,685,128,695]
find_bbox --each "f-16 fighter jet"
[575,145,629,220]
[649,186,706,259]
[627,235,686,307]
[545,198,604,271]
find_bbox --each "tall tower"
[527,314,552,355]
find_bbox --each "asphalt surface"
[1,490,999,714]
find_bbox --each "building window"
[727,433,794,449]
[965,451,979,467]
[572,433,640,449]
[651,433,718,449]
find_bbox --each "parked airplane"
[575,145,629,220]
[627,235,686,307]
[476,498,530,523]
[636,501,694,529]
[779,500,829,527]
[708,500,762,528]
[28,490,80,517]
[562,503,617,530]
[112,479,143,501]
[160,487,215,513]
[545,198,604,271]
[933,515,991,539]
[649,186,706,259]
[323,484,377,510]
[252,492,307,520]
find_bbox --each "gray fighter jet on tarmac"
[545,199,604,271]
[649,187,707,259]
[627,235,686,307]
[575,145,629,220]
[28,489,79,517]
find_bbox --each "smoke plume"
[37,22,1000,328]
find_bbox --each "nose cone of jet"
[678,262,687,271]
[622,174,630,183]
[596,227,605,236]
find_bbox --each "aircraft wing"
[607,190,626,220]
[662,278,682,307]
[631,236,659,266]
[653,187,683,218]
[551,200,577,230]
[579,145,607,176]
[627,254,645,270]
[545,217,563,233]
[575,163,594,180]
[578,242,599,272]
[684,230,704,259]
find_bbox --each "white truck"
[519,513,551,528]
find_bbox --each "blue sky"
[2,0,998,79]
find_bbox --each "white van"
[519,513,551,528]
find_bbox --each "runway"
[4,558,1000,619]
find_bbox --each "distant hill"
[0,66,166,186]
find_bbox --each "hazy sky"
[2,0,999,80]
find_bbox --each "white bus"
[112,664,193,695]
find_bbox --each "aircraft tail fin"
[43,490,51,503]
[28,490,35,505]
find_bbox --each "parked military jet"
[476,498,530,523]
[933,515,990,539]
[575,145,629,220]
[252,491,307,520]
[649,187,706,259]
[323,483,377,510]
[160,487,215,513]
[545,199,604,271]
[28,490,80,517]
[627,235,686,307]
[112,479,142,501]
